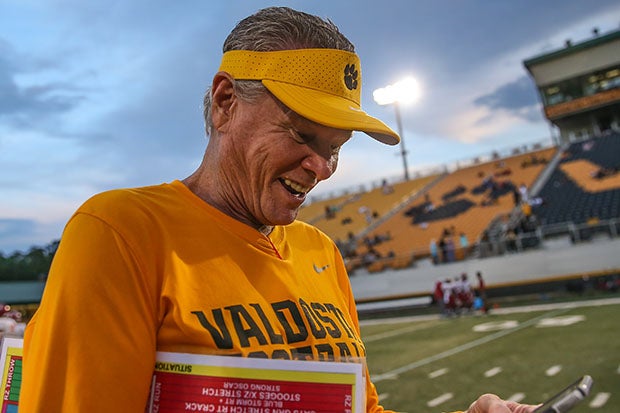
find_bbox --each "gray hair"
[203,7,355,136]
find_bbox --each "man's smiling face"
[218,91,351,227]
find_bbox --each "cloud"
[0,219,34,239]
[473,75,542,122]
[2,0,620,254]
[0,218,61,255]
[0,42,81,124]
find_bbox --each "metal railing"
[345,217,620,273]
[474,218,620,258]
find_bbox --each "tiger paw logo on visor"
[344,63,358,91]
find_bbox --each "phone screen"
[533,375,593,413]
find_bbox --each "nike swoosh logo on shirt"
[313,264,330,274]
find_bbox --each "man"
[20,7,537,413]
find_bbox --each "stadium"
[2,22,620,413]
[286,27,620,304]
[298,27,620,412]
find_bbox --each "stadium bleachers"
[296,192,353,224]
[307,174,438,244]
[297,134,620,275]
[353,147,557,265]
[532,132,620,226]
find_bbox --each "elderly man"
[20,7,537,413]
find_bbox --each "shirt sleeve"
[20,212,161,412]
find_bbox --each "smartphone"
[533,375,593,413]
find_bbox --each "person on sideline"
[476,270,489,314]
[20,7,537,413]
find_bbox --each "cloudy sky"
[1,0,619,253]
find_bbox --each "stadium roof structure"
[522,26,620,144]
[523,27,620,68]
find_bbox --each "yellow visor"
[218,49,400,145]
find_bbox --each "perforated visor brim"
[263,79,400,146]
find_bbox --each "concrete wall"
[0,281,46,304]
[350,237,620,301]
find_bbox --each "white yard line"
[484,366,503,377]
[589,392,610,408]
[490,297,620,315]
[363,323,435,343]
[360,297,620,326]
[507,393,526,403]
[536,315,585,327]
[428,367,449,378]
[427,392,453,407]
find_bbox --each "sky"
[1,0,619,254]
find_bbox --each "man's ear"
[210,72,236,132]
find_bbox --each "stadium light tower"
[373,77,421,181]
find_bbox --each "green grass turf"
[361,300,620,413]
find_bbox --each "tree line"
[0,240,59,282]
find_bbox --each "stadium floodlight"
[372,77,420,106]
[373,76,421,181]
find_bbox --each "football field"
[361,296,620,413]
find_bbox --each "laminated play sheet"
[146,351,365,413]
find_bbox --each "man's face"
[218,92,351,228]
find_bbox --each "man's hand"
[466,393,540,413]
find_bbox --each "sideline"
[484,296,620,314]
[368,297,620,383]
[360,296,620,326]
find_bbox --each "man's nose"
[300,150,337,182]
